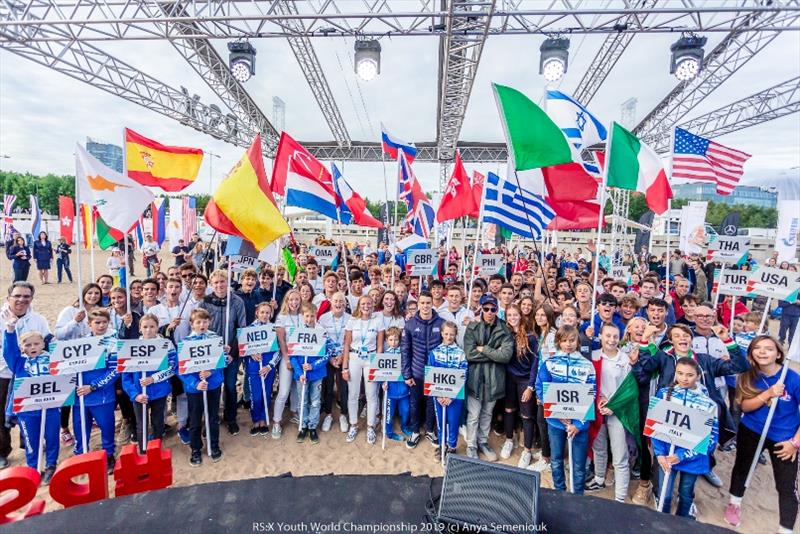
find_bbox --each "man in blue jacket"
[401,291,444,449]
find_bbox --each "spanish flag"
[79,204,93,249]
[125,128,203,191]
[204,134,290,250]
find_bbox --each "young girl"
[318,292,351,433]
[535,325,596,493]
[272,289,302,439]
[246,302,279,437]
[2,313,59,483]
[587,323,638,502]
[428,322,467,461]
[291,303,332,444]
[653,357,718,518]
[179,308,225,466]
[382,326,411,441]
[725,336,800,534]
[121,313,177,452]
[533,304,557,360]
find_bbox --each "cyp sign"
[49,337,107,375]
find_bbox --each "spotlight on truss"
[354,39,381,81]
[670,35,707,82]
[539,37,570,83]
[228,41,256,83]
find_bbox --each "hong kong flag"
[436,151,478,222]
[469,171,484,218]
[58,195,75,244]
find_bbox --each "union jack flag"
[397,152,435,239]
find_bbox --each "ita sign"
[237,324,278,356]
[423,366,466,399]
[542,383,596,421]
[12,375,77,413]
[644,396,715,454]
[177,337,226,375]
[48,337,107,375]
[406,249,436,276]
[367,352,404,382]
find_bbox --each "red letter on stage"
[49,451,109,508]
[0,467,45,524]
[114,440,172,497]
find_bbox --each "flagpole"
[89,207,96,281]
[460,217,468,293]
[590,124,612,330]
[74,155,84,303]
[665,127,676,298]
[467,177,488,305]
[392,154,401,288]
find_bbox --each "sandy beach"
[0,251,787,533]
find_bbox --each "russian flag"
[333,164,384,228]
[151,198,167,246]
[286,157,339,221]
[381,123,417,163]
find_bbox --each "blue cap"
[479,294,498,307]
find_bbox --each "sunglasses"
[482,306,498,313]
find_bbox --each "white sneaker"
[321,414,333,432]
[527,459,551,472]
[518,450,533,469]
[366,427,377,445]
[500,439,514,459]
[346,426,359,443]
[271,423,282,440]
[289,413,299,426]
[339,414,349,433]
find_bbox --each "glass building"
[672,182,777,209]
[86,138,123,173]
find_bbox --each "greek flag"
[483,173,555,239]
[546,90,607,175]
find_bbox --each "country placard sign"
[367,352,403,382]
[406,249,436,276]
[177,337,226,375]
[610,265,631,282]
[229,254,259,273]
[713,269,751,297]
[706,236,750,265]
[12,374,77,413]
[745,266,800,302]
[311,246,337,266]
[542,383,596,421]
[237,324,278,356]
[285,327,326,357]
[423,366,466,399]
[116,338,172,373]
[48,336,107,375]
[474,253,504,276]
[644,396,714,454]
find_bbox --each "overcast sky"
[1,25,799,202]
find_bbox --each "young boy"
[2,312,60,483]
[382,327,411,441]
[179,308,225,466]
[246,302,279,436]
[74,309,118,473]
[291,302,332,444]
[428,321,468,461]
[121,313,177,452]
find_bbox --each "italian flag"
[605,122,672,214]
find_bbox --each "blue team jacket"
[385,346,410,399]
[290,333,334,383]
[3,331,57,420]
[535,351,597,432]
[81,333,118,407]
[178,332,224,394]
[121,337,177,401]
[244,320,280,375]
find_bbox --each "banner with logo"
[679,201,708,255]
[775,199,800,262]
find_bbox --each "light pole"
[207,151,222,194]
[0,154,10,171]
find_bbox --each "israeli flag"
[546,90,607,174]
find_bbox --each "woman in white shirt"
[55,283,103,340]
[342,295,384,444]
[377,291,404,348]
[271,289,302,439]
[318,292,351,433]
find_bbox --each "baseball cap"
[479,294,498,307]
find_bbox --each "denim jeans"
[549,425,589,494]
[299,378,323,430]
[655,467,698,517]
[57,257,72,282]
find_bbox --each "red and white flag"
[437,151,478,222]
[469,171,485,218]
[58,196,75,245]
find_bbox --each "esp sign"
[542,383,596,421]
[177,337,225,375]
[406,249,436,276]
[706,236,750,265]
[12,374,77,413]
[644,396,715,454]
[746,266,800,302]
[423,366,466,399]
[311,246,337,266]
[237,324,278,356]
[475,253,504,276]
[229,255,258,273]
[713,269,751,297]
[48,337,107,375]
[116,339,171,373]
[285,327,326,357]
[367,352,403,382]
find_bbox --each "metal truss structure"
[608,188,633,266]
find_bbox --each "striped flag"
[135,217,145,249]
[182,196,197,242]
[2,194,16,241]
[398,152,435,238]
[151,198,167,246]
[672,128,751,195]
[483,172,555,239]
[29,195,42,238]
[79,204,94,249]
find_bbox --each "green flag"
[282,247,297,284]
[94,215,119,250]
[604,371,641,448]
[492,83,574,171]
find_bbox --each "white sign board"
[177,337,226,374]
[368,352,404,382]
[644,396,715,454]
[713,269,751,297]
[49,336,107,375]
[116,338,172,373]
[746,266,800,302]
[311,246,337,267]
[229,254,259,273]
[475,253,504,276]
[423,366,466,399]
[407,249,436,276]
[706,236,750,265]
[542,383,596,421]
[237,324,278,356]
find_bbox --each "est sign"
[542,383,595,421]
[177,337,226,375]
[706,236,750,265]
[311,246,337,267]
[367,352,403,382]
[713,269,750,297]
[475,254,504,276]
[12,374,77,412]
[229,255,258,273]
[49,336,107,375]
[285,327,326,357]
[407,249,436,276]
[237,324,278,356]
[644,396,714,454]
[746,267,800,303]
[116,338,172,373]
[423,366,466,399]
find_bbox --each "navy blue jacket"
[401,311,444,380]
[506,333,539,388]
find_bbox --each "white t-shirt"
[438,306,475,347]
[376,313,405,333]
[150,301,190,329]
[318,311,351,355]
[141,241,159,258]
[275,313,302,329]
[346,314,383,357]
[593,349,632,400]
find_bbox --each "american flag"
[672,128,751,195]
[2,194,16,241]
[182,196,197,242]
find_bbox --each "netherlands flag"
[381,123,417,163]
[397,152,434,238]
[332,164,384,228]
[286,157,339,221]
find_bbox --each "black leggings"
[638,397,653,482]
[536,402,551,458]
[729,423,799,530]
[504,374,535,450]
[322,361,348,417]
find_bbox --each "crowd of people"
[0,233,798,533]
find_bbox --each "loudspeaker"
[437,454,540,533]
